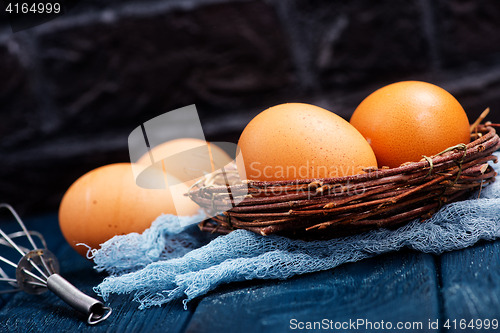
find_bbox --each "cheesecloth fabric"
[92,152,500,310]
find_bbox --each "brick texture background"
[1,0,500,215]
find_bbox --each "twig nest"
[190,125,499,240]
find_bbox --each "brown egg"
[135,138,232,214]
[350,81,470,168]
[236,103,377,181]
[58,163,197,257]
[136,138,232,183]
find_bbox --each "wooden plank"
[185,250,440,332]
[0,271,194,333]
[0,214,194,333]
[439,239,500,331]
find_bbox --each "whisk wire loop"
[0,230,47,252]
[0,254,18,269]
[0,204,39,251]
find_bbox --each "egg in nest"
[236,103,377,181]
[350,81,470,168]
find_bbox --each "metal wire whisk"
[0,203,112,325]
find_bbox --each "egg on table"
[236,103,377,181]
[350,81,470,168]
[136,137,234,215]
[58,162,199,257]
[137,138,232,185]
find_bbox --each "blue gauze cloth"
[92,152,500,310]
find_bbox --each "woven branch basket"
[188,124,500,240]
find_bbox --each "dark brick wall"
[292,0,430,89]
[37,1,293,136]
[1,0,500,215]
[0,42,38,146]
[438,0,500,68]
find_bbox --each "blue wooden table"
[1,213,500,332]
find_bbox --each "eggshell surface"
[349,81,470,168]
[236,103,378,181]
[58,163,198,257]
[136,138,232,185]
[137,138,231,173]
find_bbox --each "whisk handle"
[47,274,112,325]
